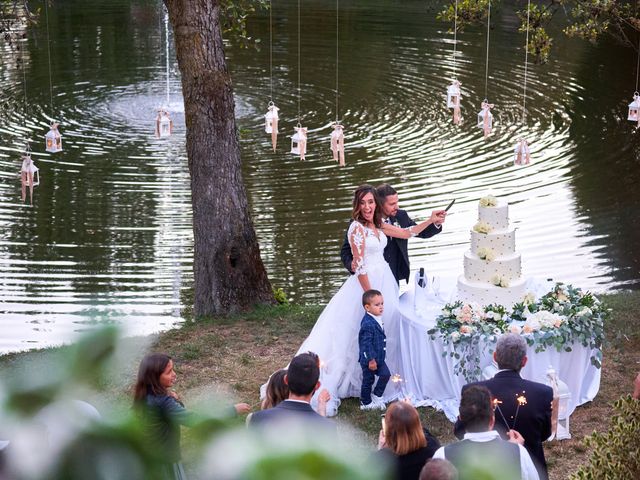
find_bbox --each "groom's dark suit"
[248,400,336,433]
[340,209,442,283]
[454,370,553,480]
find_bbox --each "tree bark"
[164,0,274,315]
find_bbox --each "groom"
[341,183,446,284]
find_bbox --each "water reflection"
[0,0,636,353]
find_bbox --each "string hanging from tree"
[514,0,532,165]
[330,0,345,166]
[446,0,462,125]
[290,0,307,160]
[43,0,62,152]
[627,37,640,126]
[16,34,39,205]
[156,4,173,138]
[264,0,280,151]
[477,0,494,137]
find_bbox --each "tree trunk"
[164,0,274,315]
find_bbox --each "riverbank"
[1,291,638,479]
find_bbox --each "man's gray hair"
[495,333,527,371]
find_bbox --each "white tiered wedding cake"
[456,196,527,307]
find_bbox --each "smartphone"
[417,267,425,288]
[445,199,456,212]
[381,413,386,435]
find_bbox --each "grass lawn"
[1,292,638,479]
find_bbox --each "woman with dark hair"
[134,353,249,480]
[260,369,289,410]
[292,185,439,415]
[377,402,441,480]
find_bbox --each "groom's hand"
[368,359,377,371]
[430,209,447,226]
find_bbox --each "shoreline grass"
[1,292,638,479]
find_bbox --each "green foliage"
[272,286,289,305]
[570,395,640,479]
[220,0,268,48]
[438,0,640,64]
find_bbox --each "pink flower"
[461,313,472,323]
[523,325,534,334]
[460,325,472,334]
[462,305,472,315]
[509,325,522,334]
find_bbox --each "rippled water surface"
[1,0,638,353]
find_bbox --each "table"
[395,277,601,422]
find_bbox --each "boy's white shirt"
[368,313,384,331]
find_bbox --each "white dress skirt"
[296,222,402,416]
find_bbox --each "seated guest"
[420,458,458,480]
[434,385,539,480]
[377,401,441,480]
[248,352,336,433]
[454,334,552,479]
[134,353,250,480]
[261,369,289,410]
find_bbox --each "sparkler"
[391,373,404,401]
[512,391,528,430]
[492,397,510,430]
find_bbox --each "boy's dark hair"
[286,352,320,396]
[376,183,397,199]
[362,289,382,306]
[458,385,493,433]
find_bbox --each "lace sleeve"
[348,221,367,275]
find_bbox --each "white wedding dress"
[296,221,402,416]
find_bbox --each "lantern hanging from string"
[628,92,640,124]
[44,122,62,153]
[477,100,494,137]
[330,123,345,166]
[513,138,531,166]
[545,366,572,441]
[290,124,307,160]
[447,80,462,125]
[265,102,279,152]
[20,146,39,205]
[156,109,173,138]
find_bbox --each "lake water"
[0,0,638,353]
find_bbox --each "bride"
[297,184,442,416]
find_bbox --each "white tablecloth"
[395,277,601,422]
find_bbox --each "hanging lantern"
[20,147,40,205]
[156,109,173,138]
[628,92,640,124]
[330,123,345,166]
[545,366,572,441]
[447,80,462,125]
[513,138,531,166]
[44,122,62,153]
[477,100,494,137]
[290,124,308,160]
[264,102,279,152]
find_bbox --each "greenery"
[437,0,640,64]
[272,287,289,305]
[570,395,640,479]
[429,283,608,382]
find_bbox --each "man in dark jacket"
[454,334,553,480]
[341,184,445,284]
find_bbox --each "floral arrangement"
[479,195,498,208]
[477,247,496,261]
[429,283,608,381]
[491,274,510,288]
[473,221,493,234]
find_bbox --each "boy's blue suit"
[358,313,391,404]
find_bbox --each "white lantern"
[477,100,494,136]
[513,138,531,166]
[290,124,308,160]
[330,123,345,166]
[447,80,462,109]
[264,103,279,134]
[628,92,640,123]
[545,366,572,441]
[20,148,40,205]
[156,109,173,138]
[45,122,62,153]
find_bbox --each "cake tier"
[470,229,516,257]
[457,275,527,308]
[463,251,521,283]
[478,202,509,230]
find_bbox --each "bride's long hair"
[352,184,382,227]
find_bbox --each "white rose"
[450,332,461,342]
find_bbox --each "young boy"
[358,289,391,410]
